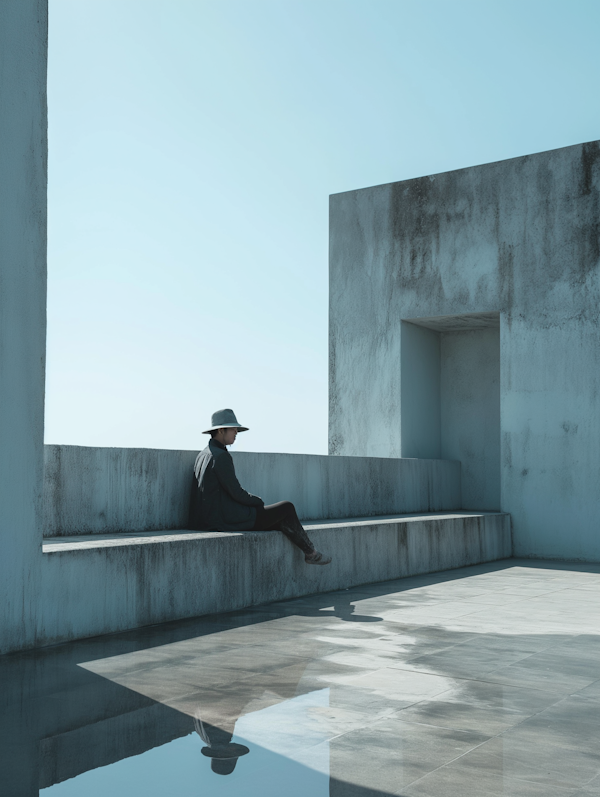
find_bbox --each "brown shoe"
[305,550,332,565]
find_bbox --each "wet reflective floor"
[2,559,600,796]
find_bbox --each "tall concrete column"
[0,0,47,653]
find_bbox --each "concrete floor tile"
[400,644,537,680]
[328,683,414,716]
[299,658,391,688]
[198,646,310,673]
[394,680,562,735]
[404,733,600,794]
[347,631,465,659]
[482,663,596,694]
[340,666,459,702]
[505,696,600,753]
[261,635,361,659]
[512,650,600,680]
[326,717,489,794]
[319,649,412,671]
[493,732,600,789]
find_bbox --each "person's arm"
[214,452,264,507]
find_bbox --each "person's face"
[221,427,238,446]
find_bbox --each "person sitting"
[191,408,331,565]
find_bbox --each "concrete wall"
[44,444,462,535]
[0,1,47,652]
[502,315,600,561]
[38,513,510,646]
[399,321,500,509]
[330,140,600,560]
[440,327,500,510]
[44,446,197,535]
[401,322,441,459]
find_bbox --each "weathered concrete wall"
[401,322,441,459]
[44,445,461,535]
[330,141,600,560]
[400,322,500,508]
[38,513,510,646]
[501,315,600,561]
[233,449,460,521]
[441,327,500,510]
[44,446,197,535]
[0,1,47,653]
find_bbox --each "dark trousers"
[252,501,314,555]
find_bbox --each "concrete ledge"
[38,512,511,647]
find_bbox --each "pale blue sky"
[46,0,600,454]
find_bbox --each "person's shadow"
[291,593,384,623]
[330,597,383,622]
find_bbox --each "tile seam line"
[378,664,573,695]
[392,737,494,792]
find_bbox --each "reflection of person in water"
[191,409,331,565]
[192,656,311,776]
[189,593,383,777]
[194,714,250,776]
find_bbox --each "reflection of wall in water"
[0,645,190,795]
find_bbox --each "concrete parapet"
[38,512,510,646]
[44,445,196,536]
[43,445,461,536]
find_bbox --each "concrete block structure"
[38,445,508,646]
[330,141,600,562]
[2,0,596,655]
[0,0,47,654]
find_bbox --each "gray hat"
[203,408,249,434]
[201,742,250,760]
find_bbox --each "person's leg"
[253,501,314,554]
[253,501,331,564]
[253,500,294,531]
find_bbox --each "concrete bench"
[39,511,510,646]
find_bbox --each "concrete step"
[39,511,510,647]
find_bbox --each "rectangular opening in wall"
[400,322,441,459]
[401,312,500,510]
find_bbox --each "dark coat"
[190,439,263,531]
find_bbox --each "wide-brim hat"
[203,408,249,434]
[201,743,250,760]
